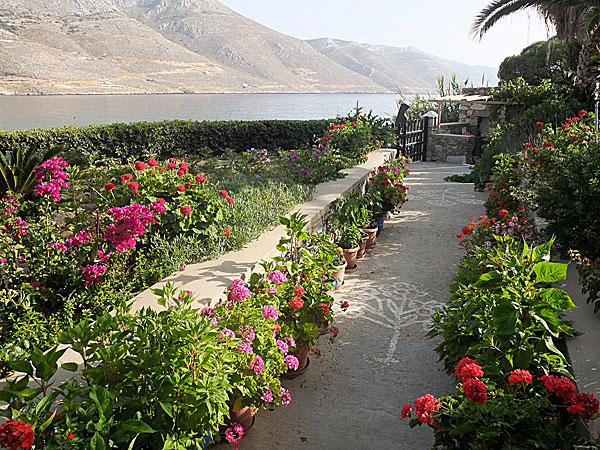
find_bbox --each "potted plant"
[337,223,363,270]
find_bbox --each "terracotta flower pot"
[343,246,359,270]
[332,262,347,290]
[282,340,311,379]
[362,227,378,249]
[229,405,255,431]
[357,237,368,258]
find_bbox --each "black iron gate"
[394,104,431,161]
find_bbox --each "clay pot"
[362,227,377,249]
[357,237,368,258]
[282,341,311,379]
[343,246,359,270]
[229,405,255,431]
[332,262,347,290]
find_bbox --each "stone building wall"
[430,134,475,164]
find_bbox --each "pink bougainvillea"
[104,204,160,252]
[33,157,69,202]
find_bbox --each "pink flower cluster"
[268,270,287,285]
[81,264,107,287]
[229,279,252,302]
[275,339,288,354]
[66,230,92,249]
[262,305,279,320]
[284,355,299,370]
[279,388,291,407]
[237,342,254,354]
[105,204,160,252]
[33,157,69,202]
[261,387,274,402]
[224,422,244,445]
[248,355,264,374]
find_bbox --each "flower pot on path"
[373,216,385,236]
[332,262,347,290]
[362,227,377,249]
[283,340,311,379]
[357,237,368,258]
[343,246,359,270]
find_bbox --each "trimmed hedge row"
[0,119,334,161]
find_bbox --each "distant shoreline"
[0,90,416,97]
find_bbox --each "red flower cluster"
[539,375,576,403]
[0,420,34,450]
[195,175,207,183]
[401,404,412,418]
[414,394,440,424]
[290,296,304,308]
[104,182,115,192]
[180,205,191,216]
[508,369,531,386]
[134,161,146,171]
[463,378,488,405]
[219,189,235,204]
[148,158,157,167]
[223,227,230,236]
[121,173,133,185]
[293,285,305,296]
[568,393,599,420]
[507,369,532,386]
[455,357,484,381]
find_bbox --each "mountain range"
[0,0,498,95]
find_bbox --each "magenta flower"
[105,204,157,252]
[230,285,252,302]
[262,305,279,320]
[237,342,254,354]
[224,422,244,445]
[201,307,215,316]
[261,387,274,402]
[268,270,287,285]
[279,388,291,407]
[81,264,107,287]
[284,355,299,370]
[218,328,235,341]
[276,340,289,354]
[248,355,264,375]
[240,325,255,342]
[267,286,279,295]
[284,337,296,348]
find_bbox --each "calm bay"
[0,93,403,131]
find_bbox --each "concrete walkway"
[239,162,488,450]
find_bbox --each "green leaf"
[493,301,518,335]
[31,347,56,381]
[532,240,553,261]
[543,336,566,361]
[8,360,33,376]
[475,270,503,289]
[540,288,576,310]
[38,411,56,433]
[90,385,113,418]
[120,419,155,434]
[90,433,106,450]
[61,362,79,372]
[159,402,174,419]
[533,261,567,284]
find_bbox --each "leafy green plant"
[430,236,576,379]
[1,285,238,449]
[337,223,363,250]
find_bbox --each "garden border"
[131,148,395,311]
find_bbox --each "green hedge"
[0,119,333,161]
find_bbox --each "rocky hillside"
[0,0,497,95]
[307,38,498,93]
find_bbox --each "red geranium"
[177,169,185,176]
[134,161,146,171]
[536,122,544,130]
[121,174,133,185]
[176,185,185,193]
[498,209,509,217]
[127,182,139,194]
[223,227,230,236]
[0,420,34,450]
[157,198,166,205]
[290,296,304,308]
[539,375,577,403]
[180,205,191,216]
[179,162,189,172]
[226,197,234,204]
[185,182,191,189]
[195,175,207,183]
[167,163,177,169]
[463,378,487,404]
[219,190,229,197]
[401,404,412,418]
[569,393,599,420]
[293,285,305,296]
[507,369,532,386]
[578,110,587,117]
[147,158,157,167]
[414,394,439,424]
[104,182,115,192]
[461,226,472,236]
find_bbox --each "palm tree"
[472,0,600,96]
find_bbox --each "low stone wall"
[430,133,475,164]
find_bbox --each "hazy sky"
[219,0,552,69]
